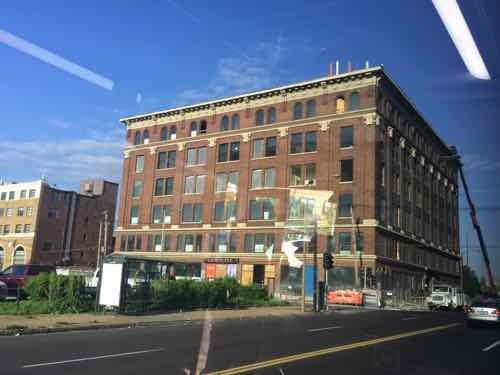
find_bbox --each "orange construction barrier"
[327,289,363,305]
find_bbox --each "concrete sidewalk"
[0,306,305,335]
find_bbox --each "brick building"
[115,66,460,296]
[0,179,118,269]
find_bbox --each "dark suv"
[0,264,55,299]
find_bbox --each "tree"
[462,265,481,297]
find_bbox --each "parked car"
[0,264,55,300]
[465,298,500,327]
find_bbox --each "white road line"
[401,317,417,321]
[308,326,342,332]
[22,348,164,368]
[482,339,500,352]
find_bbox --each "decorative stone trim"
[320,120,330,132]
[429,165,434,174]
[279,127,288,138]
[237,222,247,228]
[444,178,448,186]
[363,113,379,126]
[387,126,394,138]
[450,184,455,192]
[124,150,131,158]
[202,224,212,229]
[274,221,285,227]
[437,172,441,181]
[410,147,416,157]
[208,138,216,147]
[399,137,406,149]
[241,132,251,143]
[149,146,157,155]
[142,225,150,230]
[420,156,425,166]
[177,142,185,151]
[171,225,179,229]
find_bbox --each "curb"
[0,309,306,337]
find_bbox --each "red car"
[0,264,55,299]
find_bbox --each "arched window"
[200,120,207,134]
[349,92,360,110]
[231,114,240,129]
[142,130,150,144]
[160,127,168,141]
[134,131,141,145]
[293,102,303,120]
[255,109,265,126]
[13,247,25,265]
[0,247,4,270]
[170,125,177,140]
[221,115,229,131]
[306,100,316,118]
[190,121,198,136]
[336,97,345,113]
[267,107,276,124]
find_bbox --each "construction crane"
[441,147,497,296]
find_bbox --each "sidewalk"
[0,306,305,335]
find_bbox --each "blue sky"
[0,0,499,277]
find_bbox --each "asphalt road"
[0,308,499,374]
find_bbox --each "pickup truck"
[0,264,55,300]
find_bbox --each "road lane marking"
[307,326,342,332]
[401,317,417,321]
[482,339,500,352]
[206,323,461,375]
[22,348,164,368]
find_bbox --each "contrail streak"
[0,29,114,90]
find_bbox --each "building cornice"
[120,67,382,127]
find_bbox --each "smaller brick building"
[0,179,117,269]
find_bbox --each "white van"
[429,285,468,311]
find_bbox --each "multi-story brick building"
[115,66,460,296]
[0,179,118,269]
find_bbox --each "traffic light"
[323,252,334,270]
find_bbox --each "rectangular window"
[340,159,353,182]
[305,131,317,152]
[130,206,139,225]
[244,233,253,252]
[249,198,275,220]
[154,177,174,196]
[135,155,144,173]
[0,208,4,216]
[339,193,352,217]
[251,169,263,189]
[132,180,143,198]
[20,190,27,199]
[157,152,167,169]
[17,207,25,216]
[290,165,302,186]
[214,202,225,221]
[290,133,302,154]
[304,164,316,185]
[187,149,197,166]
[6,208,13,217]
[195,175,206,194]
[15,224,23,233]
[8,191,15,200]
[218,143,228,163]
[215,172,239,192]
[253,139,264,158]
[184,176,195,194]
[3,225,10,234]
[167,151,176,168]
[230,142,240,161]
[152,205,162,224]
[198,147,207,165]
[339,232,352,252]
[356,233,364,252]
[165,177,174,195]
[264,168,276,187]
[288,197,315,220]
[176,234,185,251]
[27,207,33,216]
[340,126,354,148]
[265,136,277,156]
[182,203,203,223]
[29,189,36,198]
[0,192,6,200]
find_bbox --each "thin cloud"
[0,29,114,90]
[0,132,123,189]
[177,33,289,105]
[48,119,73,129]
[462,154,500,172]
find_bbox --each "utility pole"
[103,210,109,258]
[312,220,318,312]
[96,219,103,267]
